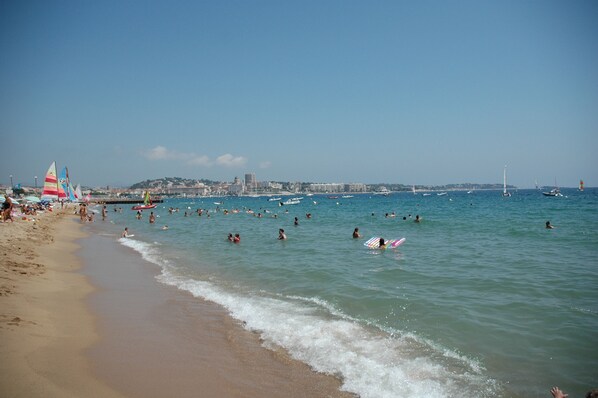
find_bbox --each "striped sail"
[41,161,59,200]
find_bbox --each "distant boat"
[502,165,511,197]
[268,197,282,201]
[422,193,432,197]
[341,195,353,198]
[280,198,301,206]
[579,179,584,191]
[543,179,563,197]
[373,187,390,196]
[132,191,158,210]
[412,185,417,195]
[437,192,447,196]
[542,188,563,197]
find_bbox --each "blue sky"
[1,0,596,188]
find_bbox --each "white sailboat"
[543,178,563,197]
[502,165,511,197]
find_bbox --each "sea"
[88,188,598,398]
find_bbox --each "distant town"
[2,174,518,199]
[93,175,514,199]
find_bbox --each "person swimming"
[278,228,287,240]
[546,220,555,229]
[353,227,361,238]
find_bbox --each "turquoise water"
[91,188,598,398]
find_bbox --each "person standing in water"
[278,229,287,240]
[353,228,361,238]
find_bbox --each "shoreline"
[80,229,353,398]
[0,208,352,397]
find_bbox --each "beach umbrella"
[24,196,41,203]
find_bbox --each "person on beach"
[122,227,130,238]
[79,203,87,222]
[353,228,361,238]
[136,210,142,220]
[102,205,107,221]
[278,228,287,240]
[546,221,555,229]
[233,233,240,243]
[149,212,156,224]
[2,194,13,222]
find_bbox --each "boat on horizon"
[502,165,512,197]
[542,179,563,197]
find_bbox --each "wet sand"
[0,207,352,397]
[81,231,353,398]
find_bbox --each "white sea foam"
[118,238,498,398]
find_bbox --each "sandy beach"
[0,208,352,397]
[0,208,123,397]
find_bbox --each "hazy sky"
[1,0,597,188]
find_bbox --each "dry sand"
[0,208,124,397]
[0,208,354,398]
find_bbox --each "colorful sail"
[75,184,82,200]
[68,181,77,202]
[144,191,152,206]
[580,180,584,191]
[41,161,60,200]
[58,167,69,199]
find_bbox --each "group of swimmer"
[383,212,422,222]
[227,233,241,243]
